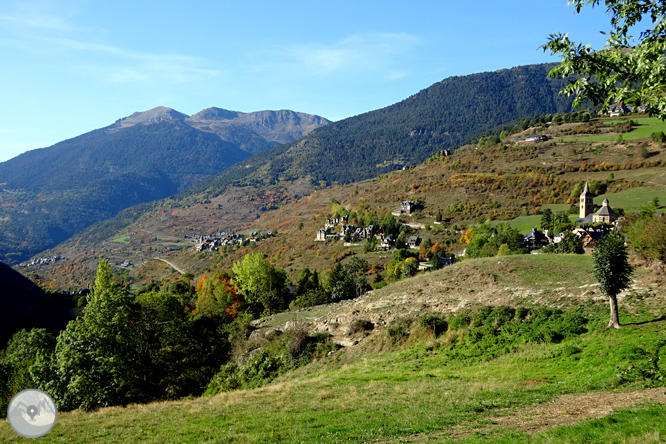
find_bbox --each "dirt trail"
[378,387,666,442]
[489,387,666,434]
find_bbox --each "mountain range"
[0,107,330,264]
[3,63,574,269]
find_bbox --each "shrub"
[650,131,665,145]
[291,288,331,309]
[449,312,471,330]
[417,314,448,337]
[204,330,338,396]
[486,306,515,327]
[472,306,493,327]
[386,318,413,343]
[445,306,589,361]
[349,319,374,335]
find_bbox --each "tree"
[400,257,419,279]
[559,231,586,254]
[541,1,666,119]
[327,258,371,301]
[231,253,287,314]
[540,208,554,232]
[544,230,585,254]
[592,232,633,329]
[0,329,56,416]
[622,210,666,262]
[92,259,114,295]
[195,272,243,317]
[37,262,144,410]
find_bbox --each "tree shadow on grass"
[622,315,666,326]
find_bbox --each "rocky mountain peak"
[114,106,189,128]
[187,107,240,121]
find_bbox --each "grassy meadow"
[559,117,666,143]
[3,253,666,443]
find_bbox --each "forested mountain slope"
[18,62,579,282]
[186,63,574,197]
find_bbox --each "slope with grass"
[2,254,665,443]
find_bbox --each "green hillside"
[2,254,665,442]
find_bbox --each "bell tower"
[579,182,593,219]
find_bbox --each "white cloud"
[255,32,421,79]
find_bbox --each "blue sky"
[0,0,612,163]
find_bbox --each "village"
[192,230,276,252]
[314,183,634,261]
[315,201,425,250]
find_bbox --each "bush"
[472,306,493,327]
[486,306,515,327]
[291,288,331,309]
[371,281,389,290]
[386,318,413,343]
[650,131,665,145]
[445,306,589,361]
[204,330,339,396]
[449,312,471,330]
[417,314,448,337]
[349,319,374,335]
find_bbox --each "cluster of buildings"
[315,222,383,243]
[523,182,620,251]
[607,104,648,117]
[19,255,62,268]
[315,205,424,252]
[193,230,274,252]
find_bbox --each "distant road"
[154,257,185,274]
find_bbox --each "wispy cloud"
[0,3,221,85]
[254,32,421,80]
[0,4,73,32]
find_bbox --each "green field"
[559,117,666,143]
[2,306,663,443]
[506,214,578,234]
[111,236,130,244]
[596,186,666,210]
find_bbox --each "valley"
[3,64,666,443]
[24,114,666,294]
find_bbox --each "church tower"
[579,182,593,219]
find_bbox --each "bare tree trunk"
[607,295,621,329]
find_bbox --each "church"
[576,182,618,224]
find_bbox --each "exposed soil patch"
[485,387,666,435]
[379,387,666,442]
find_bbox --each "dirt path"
[486,386,666,435]
[378,387,666,443]
[153,257,185,274]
